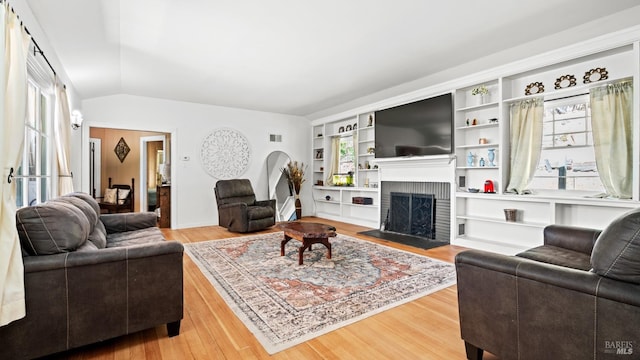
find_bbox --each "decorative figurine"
[488,149,496,167]
[467,152,474,167]
[368,114,374,127]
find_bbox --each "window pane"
[27,84,36,127]
[555,117,586,134]
[27,178,38,206]
[40,137,48,175]
[27,129,37,175]
[339,136,355,173]
[40,94,48,132]
[553,132,587,147]
[532,95,603,191]
[16,179,24,206]
[40,176,49,201]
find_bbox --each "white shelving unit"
[311,112,379,228]
[451,43,640,254]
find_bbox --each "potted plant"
[471,85,490,104]
[281,161,307,219]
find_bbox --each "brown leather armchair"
[456,209,640,360]
[214,179,276,232]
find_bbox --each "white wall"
[81,94,310,229]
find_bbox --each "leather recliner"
[214,179,276,233]
[455,208,640,360]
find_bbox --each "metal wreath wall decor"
[200,128,251,179]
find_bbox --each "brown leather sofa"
[456,208,640,360]
[0,192,183,360]
[214,179,276,232]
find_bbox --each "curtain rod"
[5,1,62,84]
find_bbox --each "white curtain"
[326,136,340,185]
[505,98,544,194]
[55,82,74,195]
[0,3,31,326]
[590,80,633,199]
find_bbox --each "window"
[15,80,54,207]
[338,136,355,174]
[529,95,604,192]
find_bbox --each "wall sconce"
[71,110,84,130]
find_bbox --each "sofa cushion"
[51,196,98,230]
[591,207,640,284]
[88,220,108,249]
[16,200,90,255]
[106,227,167,248]
[63,192,101,217]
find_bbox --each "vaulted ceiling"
[25,0,640,116]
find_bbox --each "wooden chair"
[99,178,135,213]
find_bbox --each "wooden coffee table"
[278,222,337,265]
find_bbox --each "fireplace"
[357,156,454,249]
[380,181,450,243]
[388,192,436,239]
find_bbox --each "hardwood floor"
[53,217,497,360]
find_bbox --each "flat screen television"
[374,93,453,159]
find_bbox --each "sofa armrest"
[101,212,158,234]
[218,202,248,230]
[543,224,601,255]
[255,199,276,210]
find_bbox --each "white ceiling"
[25,0,640,116]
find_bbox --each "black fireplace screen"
[389,192,436,239]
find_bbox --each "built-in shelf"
[456,101,500,112]
[456,143,499,150]
[456,215,547,228]
[455,123,499,131]
[456,166,499,170]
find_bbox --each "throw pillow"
[591,207,640,284]
[103,188,117,204]
[117,189,130,204]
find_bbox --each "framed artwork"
[114,137,130,163]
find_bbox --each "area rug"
[185,232,456,354]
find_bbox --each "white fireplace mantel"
[375,155,456,184]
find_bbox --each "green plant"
[471,85,489,96]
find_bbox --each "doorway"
[88,127,170,214]
[140,135,166,212]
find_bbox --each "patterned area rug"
[185,232,456,354]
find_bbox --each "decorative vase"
[294,183,302,219]
[488,149,496,167]
[467,152,474,167]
